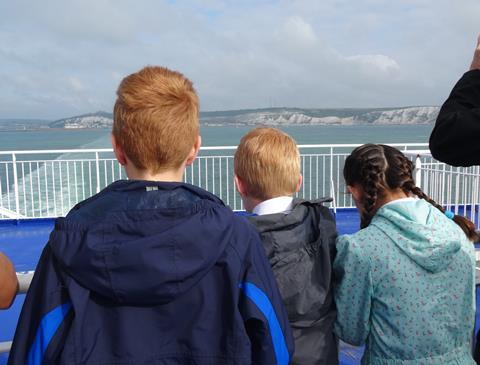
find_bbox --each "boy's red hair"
[113,66,199,173]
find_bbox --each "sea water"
[0,124,435,217]
[0,124,435,150]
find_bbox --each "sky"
[0,0,479,119]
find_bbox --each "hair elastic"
[444,210,455,219]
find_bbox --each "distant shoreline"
[0,123,437,133]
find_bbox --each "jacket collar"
[249,197,332,233]
[106,180,224,205]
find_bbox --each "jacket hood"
[48,181,236,305]
[371,198,463,273]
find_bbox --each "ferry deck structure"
[0,144,479,365]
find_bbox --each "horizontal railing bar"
[0,143,429,155]
[420,168,480,176]
[9,159,99,164]
[301,153,348,157]
[297,143,428,149]
[17,272,34,294]
[0,148,114,155]
[197,155,235,157]
[403,150,432,156]
[0,341,12,354]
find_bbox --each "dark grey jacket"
[248,198,338,365]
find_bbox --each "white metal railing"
[0,143,478,226]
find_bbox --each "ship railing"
[0,143,422,215]
[0,143,478,226]
[0,143,480,225]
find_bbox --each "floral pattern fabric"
[334,199,476,365]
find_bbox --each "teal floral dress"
[334,198,476,365]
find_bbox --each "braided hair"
[344,144,479,241]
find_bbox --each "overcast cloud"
[0,0,479,119]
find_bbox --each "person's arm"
[429,36,480,166]
[333,235,372,346]
[238,227,294,365]
[0,252,18,309]
[471,35,480,71]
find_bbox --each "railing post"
[12,153,20,215]
[454,170,460,215]
[414,155,422,189]
[95,152,101,193]
[330,179,337,214]
[329,147,334,198]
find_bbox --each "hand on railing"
[470,35,480,71]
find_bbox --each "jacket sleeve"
[429,69,480,166]
[8,244,73,365]
[317,206,338,276]
[333,235,372,346]
[238,226,294,365]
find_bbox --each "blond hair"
[113,66,199,173]
[234,127,300,200]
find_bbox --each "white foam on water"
[0,134,122,218]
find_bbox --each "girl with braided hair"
[334,143,477,365]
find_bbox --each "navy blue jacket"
[8,181,294,365]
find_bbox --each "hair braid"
[359,170,380,228]
[402,178,480,242]
[396,153,480,242]
[397,163,445,213]
[355,149,389,228]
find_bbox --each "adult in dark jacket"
[234,128,338,365]
[429,36,480,166]
[8,66,294,365]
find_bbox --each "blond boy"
[235,127,339,365]
[9,68,293,365]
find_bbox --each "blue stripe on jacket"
[27,302,73,365]
[239,282,290,365]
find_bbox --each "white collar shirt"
[252,196,294,216]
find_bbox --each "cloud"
[0,0,479,118]
[281,16,317,46]
[346,55,400,75]
[68,77,85,92]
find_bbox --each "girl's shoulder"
[335,225,389,265]
[337,224,387,251]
